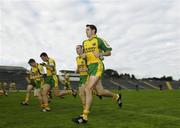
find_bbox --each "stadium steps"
[102,79,120,89]
[109,79,137,89]
[109,79,128,89]
[142,80,173,90]
[165,81,173,90]
[127,80,145,89]
[171,81,180,89]
[141,81,159,89]
[135,80,157,89]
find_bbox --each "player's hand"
[79,68,88,72]
[78,68,83,72]
[75,69,79,74]
[40,62,46,66]
[42,74,47,78]
[31,76,35,79]
[80,53,86,58]
[93,52,101,58]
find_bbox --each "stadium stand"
[0,66,179,90]
[0,66,28,90]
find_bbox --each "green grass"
[0,90,180,128]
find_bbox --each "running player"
[21,59,44,107]
[40,52,77,112]
[0,82,8,96]
[76,45,89,109]
[73,24,122,124]
[63,72,71,90]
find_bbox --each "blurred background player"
[9,82,17,91]
[0,82,8,96]
[40,52,77,112]
[59,72,78,99]
[75,45,102,110]
[63,72,71,90]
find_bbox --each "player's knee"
[96,89,104,95]
[42,90,47,96]
[27,88,32,93]
[27,86,32,91]
[79,90,84,97]
[85,86,92,92]
[54,92,59,97]
[27,89,30,93]
[37,94,41,99]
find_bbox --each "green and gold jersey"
[64,74,70,83]
[30,64,44,81]
[46,58,57,76]
[76,56,88,76]
[83,35,112,65]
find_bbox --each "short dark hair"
[77,45,83,48]
[86,24,97,34]
[28,59,35,64]
[40,52,48,57]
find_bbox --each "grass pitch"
[0,90,180,128]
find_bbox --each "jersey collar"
[88,34,97,40]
